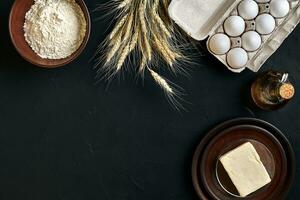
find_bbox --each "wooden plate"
[9,0,91,68]
[191,118,295,200]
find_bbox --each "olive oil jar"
[251,70,295,110]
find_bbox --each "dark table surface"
[1,0,300,200]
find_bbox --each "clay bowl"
[9,0,91,68]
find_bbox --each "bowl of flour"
[9,0,91,68]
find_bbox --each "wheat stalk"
[139,0,152,61]
[98,0,188,109]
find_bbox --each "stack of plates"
[192,118,295,200]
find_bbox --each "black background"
[1,0,300,199]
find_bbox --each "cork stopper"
[279,83,295,100]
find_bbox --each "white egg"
[227,48,248,69]
[255,14,276,34]
[208,34,231,55]
[238,0,259,20]
[224,16,245,37]
[270,0,290,18]
[241,31,262,51]
[255,0,270,2]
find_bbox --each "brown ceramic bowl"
[9,0,91,68]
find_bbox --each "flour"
[24,0,87,59]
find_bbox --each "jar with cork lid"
[251,70,295,110]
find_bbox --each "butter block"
[219,142,271,197]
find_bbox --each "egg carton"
[168,0,300,73]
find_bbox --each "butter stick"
[219,142,271,197]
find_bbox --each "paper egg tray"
[168,0,300,73]
[207,0,300,73]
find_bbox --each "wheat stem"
[162,0,170,9]
[152,0,171,37]
[139,0,152,61]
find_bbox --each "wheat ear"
[117,0,132,9]
[153,39,173,66]
[139,54,147,73]
[106,13,133,64]
[106,35,122,63]
[160,38,181,61]
[122,13,133,42]
[116,31,138,71]
[137,28,147,73]
[152,33,174,67]
[116,44,130,71]
[129,31,138,52]
[148,68,174,94]
[109,14,128,40]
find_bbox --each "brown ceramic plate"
[9,0,91,68]
[191,118,295,200]
[201,125,286,200]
